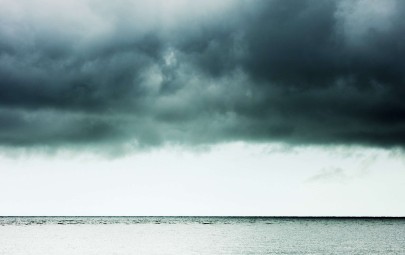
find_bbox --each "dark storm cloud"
[0,0,404,149]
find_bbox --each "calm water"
[0,217,404,254]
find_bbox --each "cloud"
[306,167,348,183]
[0,0,404,149]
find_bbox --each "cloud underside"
[1,0,405,149]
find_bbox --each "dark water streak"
[1,216,404,226]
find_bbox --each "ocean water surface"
[0,217,404,254]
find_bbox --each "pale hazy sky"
[1,143,404,216]
[0,0,405,216]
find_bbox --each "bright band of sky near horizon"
[1,143,404,216]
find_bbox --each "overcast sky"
[0,0,404,216]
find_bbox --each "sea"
[0,217,404,254]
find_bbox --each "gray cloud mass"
[0,0,404,149]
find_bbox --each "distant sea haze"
[0,217,404,254]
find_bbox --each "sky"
[0,0,404,216]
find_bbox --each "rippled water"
[0,217,404,254]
